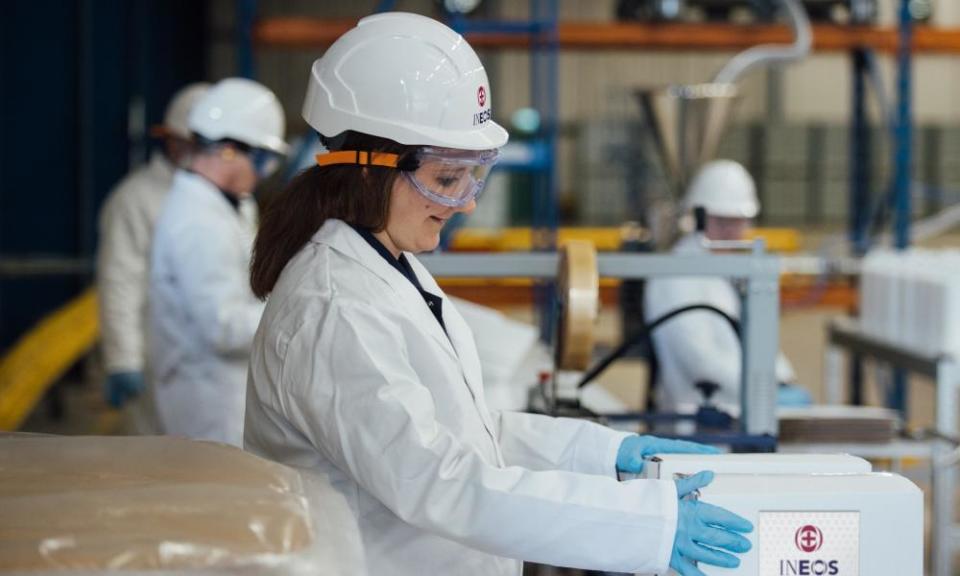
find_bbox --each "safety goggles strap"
[315,150,400,168]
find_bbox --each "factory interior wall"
[0,0,207,350]
[222,0,960,129]
[3,0,951,436]
[211,0,960,228]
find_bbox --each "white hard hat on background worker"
[684,158,759,218]
[155,83,211,139]
[189,77,289,155]
[645,159,811,419]
[244,12,752,576]
[96,82,210,432]
[148,77,286,447]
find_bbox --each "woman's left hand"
[616,435,720,474]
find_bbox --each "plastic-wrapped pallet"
[860,248,960,357]
[0,434,366,575]
[860,250,892,338]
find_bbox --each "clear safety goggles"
[315,147,500,208]
[206,139,283,179]
[404,147,500,208]
[239,145,283,178]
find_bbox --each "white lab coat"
[244,219,678,575]
[97,152,174,374]
[148,170,263,446]
[644,233,796,415]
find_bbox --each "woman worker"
[244,12,751,576]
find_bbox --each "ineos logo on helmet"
[472,109,492,127]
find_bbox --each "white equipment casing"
[641,453,871,479]
[640,454,923,576]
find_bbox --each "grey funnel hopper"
[637,83,739,195]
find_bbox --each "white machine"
[640,454,923,576]
[643,453,871,478]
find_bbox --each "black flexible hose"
[576,303,740,389]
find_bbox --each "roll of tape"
[555,240,599,371]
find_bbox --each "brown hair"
[250,131,416,299]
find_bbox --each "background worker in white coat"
[644,159,813,417]
[97,83,210,430]
[149,78,287,446]
[245,13,752,576]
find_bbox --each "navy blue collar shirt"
[350,224,447,333]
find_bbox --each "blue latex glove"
[616,435,720,474]
[777,383,813,407]
[671,471,754,576]
[104,371,145,409]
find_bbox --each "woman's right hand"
[671,471,753,576]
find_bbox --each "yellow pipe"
[449,226,801,253]
[0,288,100,430]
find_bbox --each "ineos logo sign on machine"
[761,512,857,575]
[795,525,824,553]
[781,524,837,575]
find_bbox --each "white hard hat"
[189,78,289,155]
[684,159,759,219]
[162,82,212,139]
[302,12,508,151]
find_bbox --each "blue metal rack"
[440,1,560,251]
[887,0,914,417]
[237,0,258,79]
[847,0,914,414]
[236,0,562,339]
[424,2,562,341]
[893,0,913,251]
[846,0,914,259]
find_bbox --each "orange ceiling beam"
[254,18,960,54]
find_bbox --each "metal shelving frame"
[846,0,915,431]
[823,317,958,576]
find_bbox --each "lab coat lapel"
[180,172,247,240]
[408,253,505,466]
[316,221,459,362]
[317,222,504,465]
[406,255,487,406]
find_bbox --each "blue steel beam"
[849,48,871,256]
[237,0,257,78]
[889,0,914,416]
[893,0,913,249]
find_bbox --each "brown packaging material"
[0,434,365,574]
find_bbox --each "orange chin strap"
[315,150,400,168]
